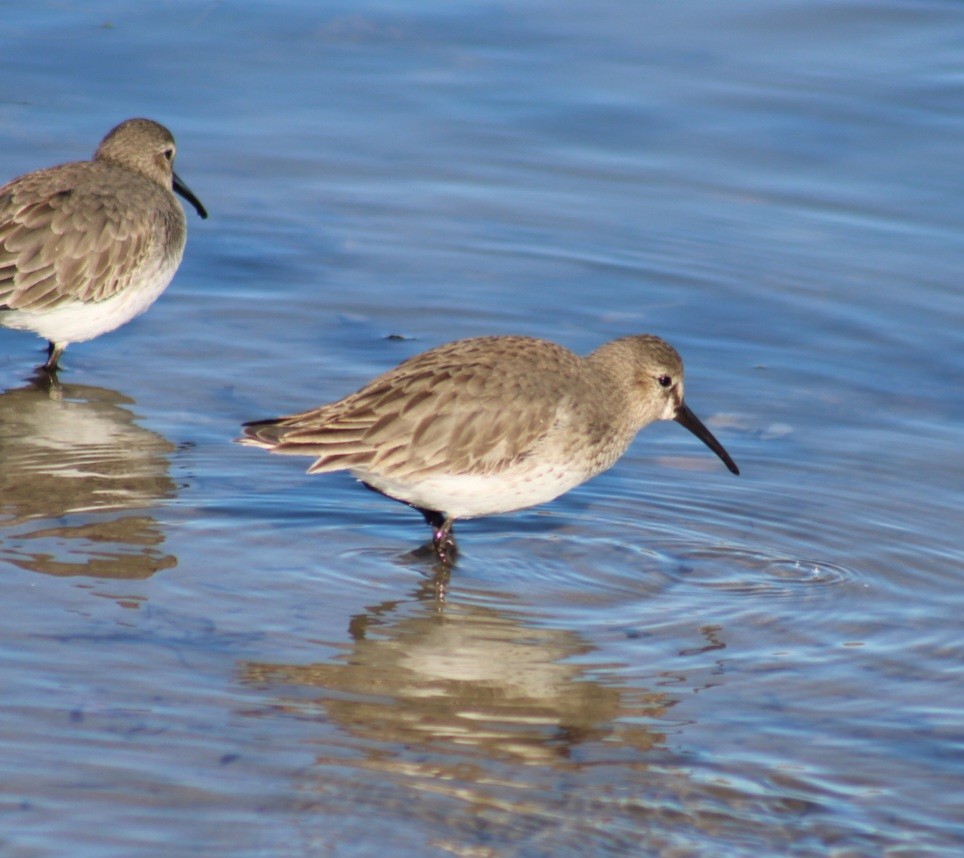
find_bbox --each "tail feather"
[239,418,377,475]
[239,418,289,448]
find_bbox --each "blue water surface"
[1,2,962,856]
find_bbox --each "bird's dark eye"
[658,375,673,388]
[163,148,174,162]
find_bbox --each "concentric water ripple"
[683,545,867,598]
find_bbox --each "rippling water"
[1,2,962,856]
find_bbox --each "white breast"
[356,462,591,520]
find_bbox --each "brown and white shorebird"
[0,118,207,371]
[240,334,739,561]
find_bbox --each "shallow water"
[1,1,962,856]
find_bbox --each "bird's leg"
[358,484,460,562]
[432,518,457,563]
[43,341,65,372]
[416,507,458,563]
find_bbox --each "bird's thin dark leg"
[43,341,65,372]
[415,506,458,563]
[360,482,459,562]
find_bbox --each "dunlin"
[240,334,739,560]
[0,118,207,370]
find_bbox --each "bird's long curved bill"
[173,171,208,219]
[674,402,740,475]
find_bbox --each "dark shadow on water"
[0,372,178,579]
[390,540,454,596]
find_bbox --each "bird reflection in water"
[0,372,177,578]
[240,567,672,771]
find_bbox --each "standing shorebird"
[0,118,207,371]
[240,334,739,561]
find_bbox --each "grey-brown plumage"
[240,334,739,561]
[0,118,207,370]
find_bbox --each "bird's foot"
[42,342,66,373]
[432,525,458,565]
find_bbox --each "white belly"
[356,463,591,520]
[1,251,182,345]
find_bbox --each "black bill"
[173,170,208,219]
[674,402,740,475]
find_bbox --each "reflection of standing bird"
[241,334,739,560]
[0,375,178,579]
[0,118,207,370]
